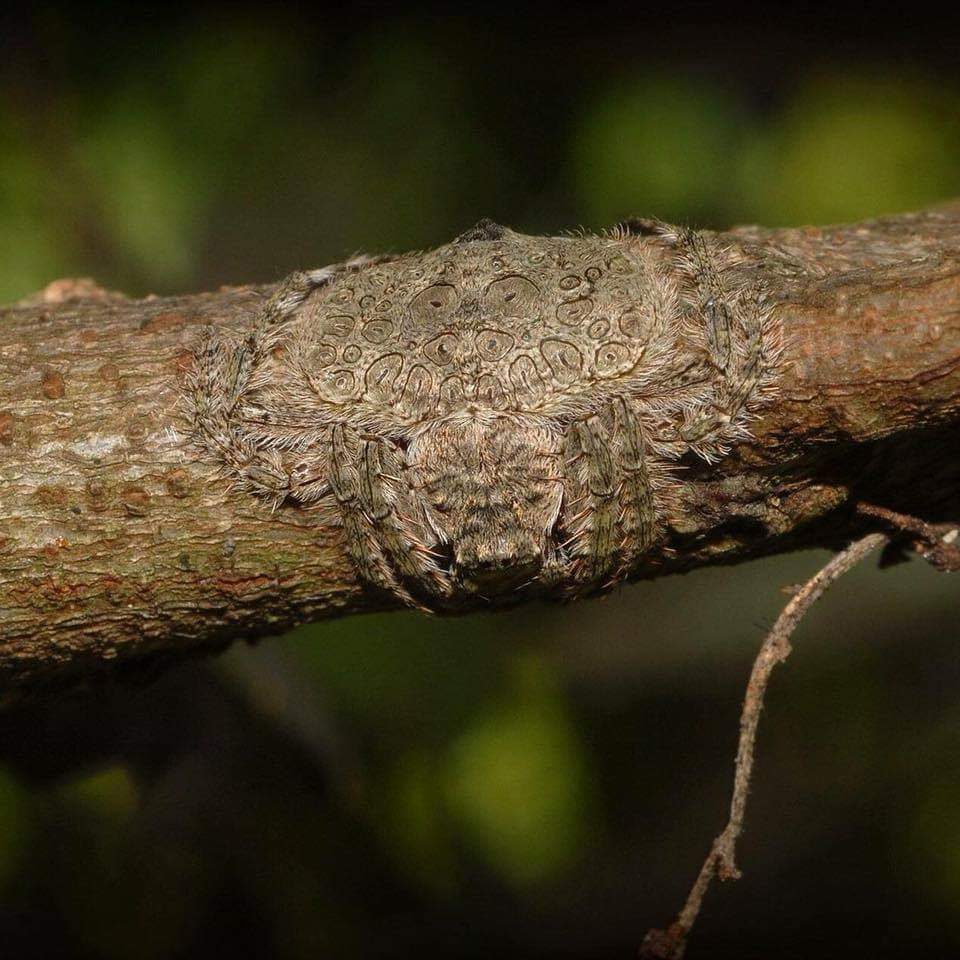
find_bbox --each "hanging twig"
[856,503,960,572]
[640,532,889,960]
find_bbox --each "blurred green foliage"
[441,654,590,886]
[2,10,960,958]
[4,17,960,303]
[576,71,960,229]
[574,74,746,225]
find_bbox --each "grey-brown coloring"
[185,220,782,609]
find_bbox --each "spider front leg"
[185,266,342,496]
[669,227,780,461]
[329,424,452,608]
[557,398,662,596]
[186,261,389,504]
[185,326,286,499]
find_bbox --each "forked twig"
[640,532,888,960]
[856,503,960,572]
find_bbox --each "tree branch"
[2,206,959,697]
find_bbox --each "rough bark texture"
[2,207,959,699]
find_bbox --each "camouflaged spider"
[186,220,780,608]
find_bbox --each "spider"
[185,220,780,608]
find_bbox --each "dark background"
[1,5,959,958]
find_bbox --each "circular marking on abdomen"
[540,338,583,384]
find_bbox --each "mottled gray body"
[186,221,781,607]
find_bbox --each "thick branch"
[2,207,959,695]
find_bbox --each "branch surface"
[2,207,959,695]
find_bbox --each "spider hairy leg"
[329,424,451,607]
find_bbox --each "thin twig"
[856,502,960,572]
[640,532,888,960]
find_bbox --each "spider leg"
[186,256,393,502]
[556,398,665,596]
[185,325,280,496]
[666,227,781,461]
[610,397,661,572]
[185,263,344,498]
[560,413,619,592]
[329,424,452,608]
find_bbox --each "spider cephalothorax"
[186,221,781,607]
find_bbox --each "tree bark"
[2,206,959,699]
